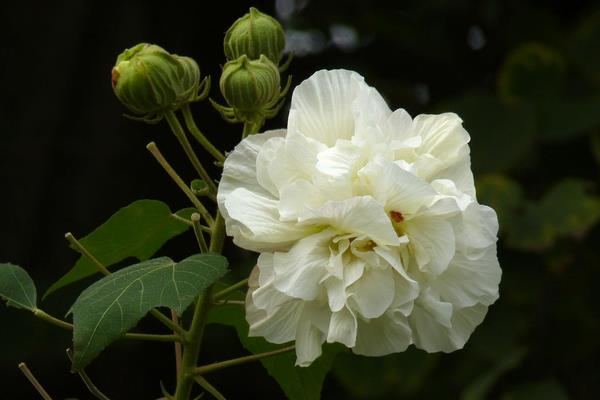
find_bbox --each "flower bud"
[219,55,281,122]
[224,7,285,64]
[111,43,202,116]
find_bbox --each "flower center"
[389,210,405,236]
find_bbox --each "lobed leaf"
[0,263,37,311]
[45,200,192,297]
[70,253,228,370]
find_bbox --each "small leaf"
[70,253,228,370]
[208,303,341,400]
[46,200,192,297]
[190,179,209,195]
[0,263,37,311]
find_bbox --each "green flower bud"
[224,7,285,64]
[219,55,281,122]
[111,43,202,117]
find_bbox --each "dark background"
[2,0,599,398]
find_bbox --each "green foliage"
[507,179,600,250]
[0,263,36,311]
[70,253,228,370]
[208,298,341,400]
[46,200,192,297]
[570,10,600,86]
[501,380,570,400]
[497,42,565,105]
[332,349,440,399]
[477,174,524,230]
[439,94,536,173]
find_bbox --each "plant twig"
[191,213,208,253]
[164,110,217,194]
[66,348,111,400]
[65,232,110,276]
[213,278,249,300]
[193,376,226,400]
[192,345,295,376]
[18,363,53,400]
[146,142,214,226]
[182,105,225,163]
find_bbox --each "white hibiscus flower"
[217,69,501,366]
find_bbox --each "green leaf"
[508,179,600,250]
[497,42,565,105]
[501,380,570,400]
[537,96,600,142]
[190,179,209,195]
[45,200,192,297]
[208,303,342,400]
[437,94,536,173]
[460,348,527,400]
[332,349,439,399]
[70,253,228,370]
[0,263,37,311]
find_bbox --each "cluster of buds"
[213,7,291,128]
[111,43,209,123]
[111,7,290,129]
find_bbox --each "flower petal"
[218,129,285,203]
[406,213,456,276]
[358,156,437,215]
[327,306,357,347]
[347,266,395,318]
[353,313,412,356]
[223,187,317,252]
[301,196,400,246]
[288,69,367,146]
[271,230,334,300]
[295,313,326,367]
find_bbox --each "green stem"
[173,212,226,400]
[18,363,53,400]
[149,309,187,337]
[193,345,295,376]
[147,142,214,226]
[242,121,254,139]
[191,213,208,253]
[212,278,248,300]
[32,309,181,342]
[193,376,226,400]
[165,110,217,194]
[182,105,226,163]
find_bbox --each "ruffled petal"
[300,196,400,246]
[327,306,357,347]
[353,312,412,356]
[405,215,456,276]
[223,187,317,252]
[347,266,395,319]
[288,69,368,146]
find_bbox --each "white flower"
[217,69,501,366]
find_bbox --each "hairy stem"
[182,105,226,163]
[193,345,295,375]
[165,110,217,194]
